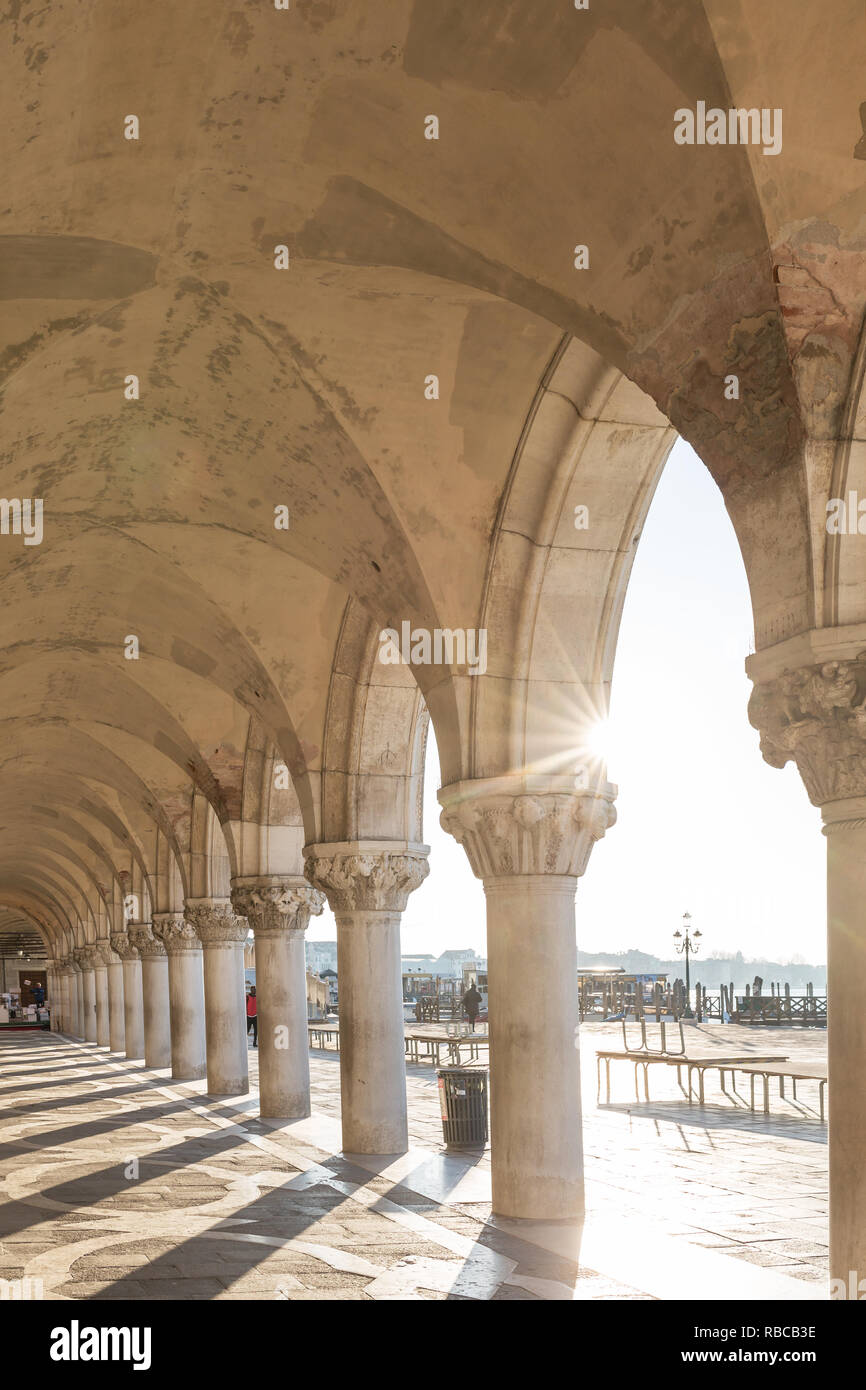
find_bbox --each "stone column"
[185,899,249,1096]
[111,932,144,1060]
[749,650,866,1285]
[60,959,78,1036]
[75,960,86,1038]
[304,842,429,1154]
[127,925,171,1069]
[231,876,325,1118]
[440,775,617,1221]
[152,912,206,1081]
[74,948,97,1044]
[104,945,125,1053]
[93,944,111,1047]
[43,959,56,1029]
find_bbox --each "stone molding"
[184,898,249,947]
[230,876,325,936]
[72,946,96,971]
[110,932,139,961]
[438,775,618,879]
[304,842,429,913]
[127,923,167,959]
[748,654,866,806]
[92,941,115,968]
[821,795,866,837]
[152,911,202,953]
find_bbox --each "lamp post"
[673,912,702,1018]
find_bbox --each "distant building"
[306,940,338,974]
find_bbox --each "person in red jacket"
[246,986,258,1047]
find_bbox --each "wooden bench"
[405,1034,489,1067]
[307,1024,489,1069]
[732,1061,827,1122]
[596,1019,789,1106]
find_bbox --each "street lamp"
[673,912,702,1018]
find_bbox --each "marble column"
[74,947,97,1044]
[305,842,429,1154]
[75,961,86,1038]
[104,944,125,1053]
[231,876,325,1118]
[128,924,171,1070]
[111,932,144,1060]
[44,959,57,1029]
[749,650,866,1287]
[440,775,617,1221]
[93,944,111,1047]
[60,960,78,1036]
[152,912,206,1081]
[185,899,249,1096]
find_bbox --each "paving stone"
[0,1028,831,1301]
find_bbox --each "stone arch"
[319,598,429,844]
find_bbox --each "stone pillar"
[152,912,206,1081]
[440,775,617,1220]
[59,960,77,1036]
[185,899,249,1096]
[43,959,56,1029]
[63,965,73,1033]
[93,944,111,1047]
[128,924,171,1070]
[304,842,429,1154]
[749,650,866,1285]
[231,876,325,1118]
[75,961,86,1038]
[74,948,97,1043]
[105,946,125,1053]
[111,932,144,1060]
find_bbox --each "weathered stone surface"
[304,845,429,914]
[438,775,617,879]
[749,655,866,805]
[184,900,249,948]
[230,877,324,936]
[152,912,202,954]
[127,924,167,960]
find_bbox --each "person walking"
[462,982,482,1029]
[246,986,258,1047]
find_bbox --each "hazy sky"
[313,439,827,966]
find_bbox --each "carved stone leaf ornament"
[748,655,866,804]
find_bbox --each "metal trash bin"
[437,1066,488,1148]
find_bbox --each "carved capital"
[438,775,618,879]
[184,898,249,947]
[748,654,866,805]
[110,931,138,961]
[127,923,167,959]
[73,946,96,971]
[304,842,429,913]
[231,876,325,936]
[152,911,201,953]
[92,941,115,968]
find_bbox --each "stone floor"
[0,1021,828,1301]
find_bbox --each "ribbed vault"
[0,0,863,960]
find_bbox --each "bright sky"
[314,439,827,966]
